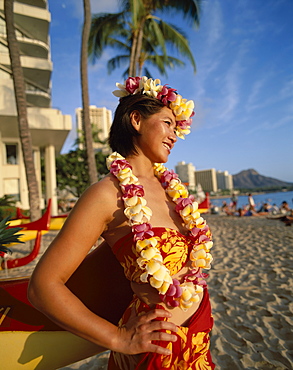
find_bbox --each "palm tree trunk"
[4,0,41,221]
[129,29,139,76]
[81,0,98,184]
[135,19,146,77]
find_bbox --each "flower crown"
[112,76,195,139]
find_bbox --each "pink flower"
[125,77,141,94]
[190,224,210,239]
[198,234,211,243]
[160,279,182,307]
[157,85,177,105]
[175,196,195,212]
[176,118,192,130]
[110,159,132,177]
[159,170,179,188]
[132,223,154,241]
[122,184,144,199]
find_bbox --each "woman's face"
[133,106,177,163]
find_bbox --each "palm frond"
[0,216,24,247]
[154,0,201,28]
[88,12,125,61]
[142,66,153,79]
[157,19,196,72]
[144,18,167,53]
[107,55,130,74]
[129,0,145,29]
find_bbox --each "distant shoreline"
[210,188,293,199]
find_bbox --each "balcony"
[18,36,49,59]
[0,53,52,89]
[0,106,72,154]
[16,0,47,9]
[26,83,51,108]
[13,1,50,43]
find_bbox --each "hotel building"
[0,0,72,213]
[195,168,218,193]
[76,105,112,153]
[216,170,233,191]
[175,161,196,191]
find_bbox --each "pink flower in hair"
[176,118,192,130]
[122,184,144,199]
[110,159,132,177]
[125,77,141,94]
[157,85,177,105]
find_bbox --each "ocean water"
[210,190,293,210]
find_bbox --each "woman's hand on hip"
[113,307,178,355]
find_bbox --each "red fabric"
[108,288,215,370]
[112,227,194,283]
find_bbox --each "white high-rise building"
[216,170,233,191]
[76,106,112,153]
[0,0,72,213]
[175,161,196,191]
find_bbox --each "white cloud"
[279,77,293,100]
[206,0,223,46]
[192,0,225,98]
[246,75,269,111]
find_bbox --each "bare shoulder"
[69,174,120,224]
[50,174,121,246]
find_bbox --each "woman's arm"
[28,179,177,355]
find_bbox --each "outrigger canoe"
[198,193,210,214]
[8,200,52,242]
[0,231,42,270]
[0,241,133,370]
[15,202,68,231]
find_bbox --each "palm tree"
[4,0,41,221]
[80,0,98,185]
[88,0,201,77]
[105,20,189,78]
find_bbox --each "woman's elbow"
[27,278,41,309]
[27,272,51,311]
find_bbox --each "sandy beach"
[1,215,293,369]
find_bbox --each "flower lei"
[112,76,195,139]
[107,152,213,311]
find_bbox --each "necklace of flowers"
[107,152,213,311]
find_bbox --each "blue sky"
[48,0,293,182]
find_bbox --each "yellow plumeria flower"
[145,259,162,274]
[190,249,207,260]
[142,78,162,98]
[124,198,152,224]
[169,95,194,121]
[136,237,158,252]
[106,152,124,169]
[175,127,191,140]
[141,246,162,261]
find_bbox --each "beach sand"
[1,215,293,369]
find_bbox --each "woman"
[28,76,214,369]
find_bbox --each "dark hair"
[108,94,165,157]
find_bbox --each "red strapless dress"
[108,227,215,370]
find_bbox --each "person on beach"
[248,193,255,211]
[28,76,215,369]
[230,193,238,212]
[280,201,290,215]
